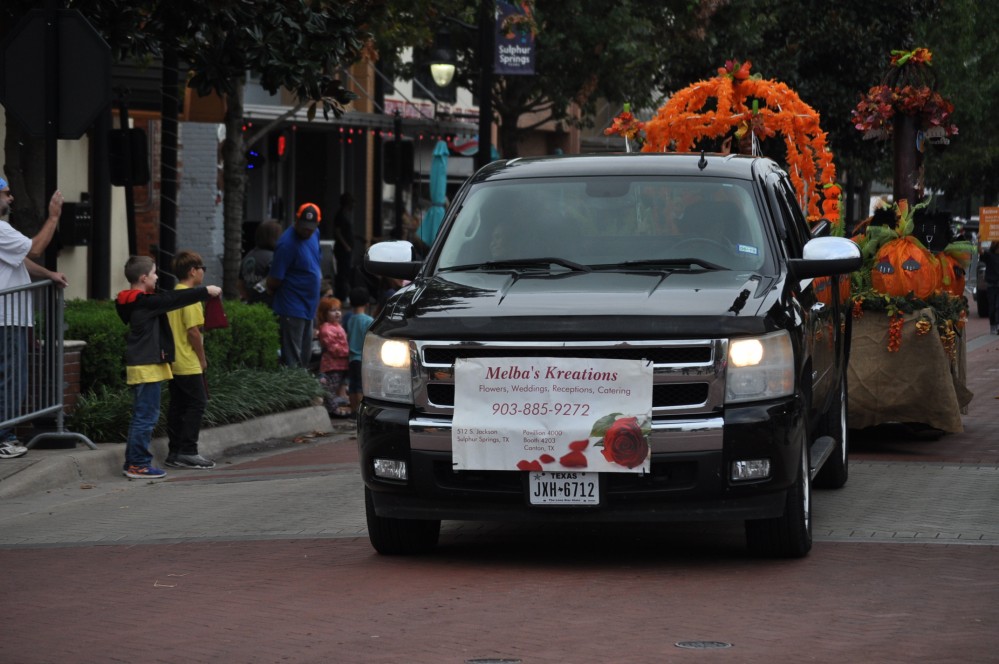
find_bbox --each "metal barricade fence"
[1,280,96,449]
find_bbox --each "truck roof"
[472,152,779,183]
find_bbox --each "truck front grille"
[414,340,725,417]
[422,346,712,366]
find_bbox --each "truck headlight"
[362,334,414,403]
[725,330,794,403]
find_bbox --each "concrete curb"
[0,406,336,499]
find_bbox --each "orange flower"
[604,106,646,144]
[718,59,753,81]
[643,61,839,229]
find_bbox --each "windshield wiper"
[442,257,592,273]
[593,258,725,271]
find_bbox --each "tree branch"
[244,101,307,149]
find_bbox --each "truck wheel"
[745,443,812,558]
[364,488,441,555]
[814,374,849,489]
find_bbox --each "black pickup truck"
[359,152,861,557]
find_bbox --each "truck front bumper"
[358,396,804,523]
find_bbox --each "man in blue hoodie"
[267,203,323,368]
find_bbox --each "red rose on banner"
[599,417,649,469]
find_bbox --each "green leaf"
[590,412,623,438]
[862,225,898,260]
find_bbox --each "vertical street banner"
[495,1,536,76]
[453,357,653,472]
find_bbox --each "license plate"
[528,472,600,505]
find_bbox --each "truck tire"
[364,487,441,555]
[814,374,849,489]
[745,442,812,558]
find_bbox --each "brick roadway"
[1,320,998,663]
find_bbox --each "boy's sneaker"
[0,440,28,459]
[122,465,167,480]
[164,454,181,468]
[173,454,216,469]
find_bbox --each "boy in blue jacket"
[115,256,221,479]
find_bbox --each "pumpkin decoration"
[937,252,966,297]
[871,235,941,298]
[936,241,974,297]
[813,275,851,307]
[814,276,833,306]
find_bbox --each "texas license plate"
[528,472,600,505]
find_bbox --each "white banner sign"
[452,357,653,473]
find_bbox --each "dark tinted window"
[776,179,810,258]
[436,176,769,272]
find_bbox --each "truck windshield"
[435,176,768,273]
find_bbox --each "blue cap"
[0,177,8,191]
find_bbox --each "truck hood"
[377,269,786,340]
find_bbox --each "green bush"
[65,298,280,392]
[64,299,128,390]
[71,367,325,443]
[203,301,280,371]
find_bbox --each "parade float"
[847,48,972,433]
[607,52,972,432]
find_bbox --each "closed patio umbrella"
[418,140,449,246]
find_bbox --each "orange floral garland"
[641,61,840,226]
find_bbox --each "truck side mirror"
[788,236,862,279]
[365,241,422,280]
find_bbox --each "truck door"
[774,180,835,421]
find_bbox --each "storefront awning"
[242,103,478,139]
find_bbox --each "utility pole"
[475,0,494,173]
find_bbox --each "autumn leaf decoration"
[851,47,957,142]
[604,103,646,152]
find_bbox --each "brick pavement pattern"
[1,537,996,663]
[0,315,997,663]
[2,434,998,663]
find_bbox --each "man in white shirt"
[0,174,68,458]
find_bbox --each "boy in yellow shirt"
[166,251,216,469]
[115,256,220,479]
